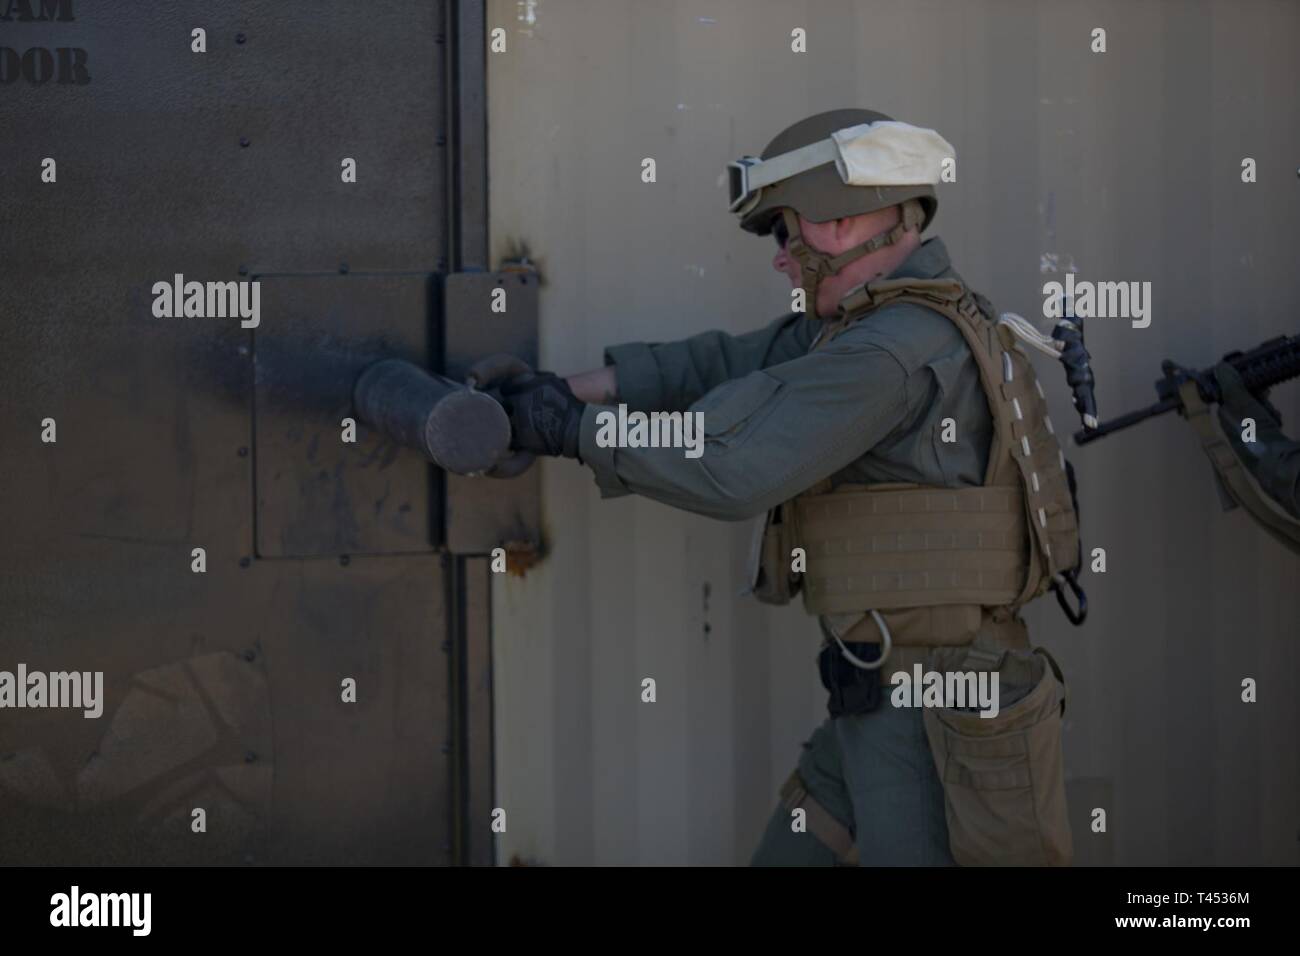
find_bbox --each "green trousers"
[750,704,956,866]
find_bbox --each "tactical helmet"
[728,108,948,316]
[732,108,938,236]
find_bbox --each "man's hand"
[566,365,618,404]
[466,353,586,460]
[1213,361,1285,450]
[466,353,534,393]
[466,353,538,476]
[499,372,586,458]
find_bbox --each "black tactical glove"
[499,371,585,459]
[466,353,585,460]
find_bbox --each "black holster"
[817,642,883,717]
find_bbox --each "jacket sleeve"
[1215,376,1300,519]
[579,328,912,520]
[1223,423,1300,519]
[1259,444,1300,519]
[604,312,819,413]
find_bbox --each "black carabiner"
[1052,569,1088,626]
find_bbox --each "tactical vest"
[754,277,1083,647]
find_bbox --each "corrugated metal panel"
[487,0,1300,865]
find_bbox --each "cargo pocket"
[921,647,1072,866]
[696,371,784,453]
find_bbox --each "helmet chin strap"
[782,200,925,316]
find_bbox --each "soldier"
[470,109,1082,866]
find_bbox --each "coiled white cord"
[998,312,1066,360]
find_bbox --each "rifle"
[1073,333,1300,446]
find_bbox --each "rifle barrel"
[1073,396,1182,446]
[1071,333,1300,449]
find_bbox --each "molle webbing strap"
[821,277,966,347]
[834,275,966,317]
[1179,381,1300,554]
[992,327,1080,585]
[793,484,1029,614]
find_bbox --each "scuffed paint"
[494,237,547,286]
[516,0,538,37]
[1039,252,1079,275]
[503,538,542,577]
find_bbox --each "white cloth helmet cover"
[829,121,954,187]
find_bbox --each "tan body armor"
[757,277,1082,649]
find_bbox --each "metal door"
[0,0,529,865]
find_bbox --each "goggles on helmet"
[726,138,839,216]
[726,120,953,219]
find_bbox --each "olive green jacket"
[578,237,994,521]
[1220,411,1300,520]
